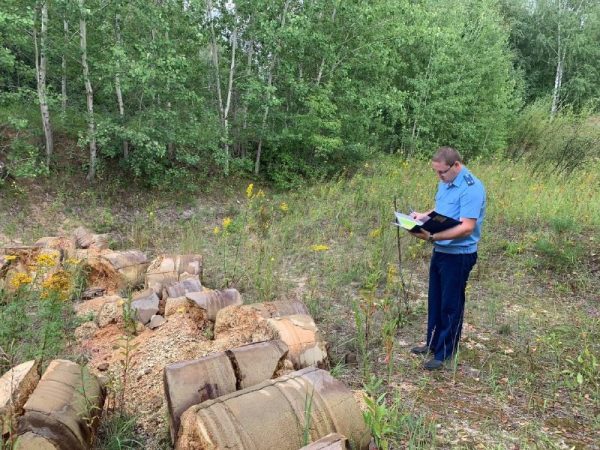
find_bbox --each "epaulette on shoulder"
[463,174,475,186]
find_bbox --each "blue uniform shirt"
[433,166,486,254]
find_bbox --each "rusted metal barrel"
[86,249,149,290]
[214,300,309,338]
[267,314,328,369]
[17,360,105,450]
[0,360,40,435]
[146,254,203,295]
[164,340,289,442]
[300,433,348,449]
[186,289,242,321]
[176,367,370,450]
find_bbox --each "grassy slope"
[1,156,599,449]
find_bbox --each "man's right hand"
[411,211,430,222]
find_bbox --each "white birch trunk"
[114,14,128,159]
[551,1,564,118]
[551,50,564,118]
[315,4,337,87]
[35,1,53,167]
[207,0,237,174]
[62,19,68,115]
[79,0,97,181]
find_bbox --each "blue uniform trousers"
[427,250,477,361]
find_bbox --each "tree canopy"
[0,0,598,187]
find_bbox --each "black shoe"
[423,359,444,370]
[411,345,431,355]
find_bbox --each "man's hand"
[409,229,431,241]
[410,211,432,222]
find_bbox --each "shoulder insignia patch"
[464,174,475,186]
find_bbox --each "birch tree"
[79,0,97,180]
[61,15,68,115]
[113,12,128,159]
[207,0,237,174]
[34,0,53,167]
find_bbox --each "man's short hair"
[432,147,462,166]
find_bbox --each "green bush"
[508,100,600,173]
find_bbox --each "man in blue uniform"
[409,147,486,370]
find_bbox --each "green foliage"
[0,254,87,372]
[391,0,520,157]
[0,103,49,182]
[95,411,142,450]
[534,237,584,272]
[503,0,600,111]
[0,285,79,373]
[363,377,436,449]
[507,100,600,173]
[565,344,599,392]
[0,0,537,186]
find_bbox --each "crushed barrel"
[186,288,242,321]
[214,300,309,339]
[146,255,203,296]
[267,314,328,369]
[17,360,105,450]
[176,367,370,450]
[0,360,40,435]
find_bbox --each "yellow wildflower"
[310,244,330,252]
[222,217,233,230]
[279,202,289,212]
[256,190,265,199]
[387,264,398,277]
[246,183,254,199]
[4,255,17,261]
[65,258,81,266]
[35,251,59,268]
[117,299,125,307]
[369,228,381,239]
[213,226,221,235]
[41,270,71,301]
[10,273,33,290]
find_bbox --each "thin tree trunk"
[241,43,253,158]
[315,4,337,87]
[254,0,290,175]
[551,50,564,118]
[62,18,68,115]
[223,28,237,171]
[167,102,175,159]
[35,1,53,167]
[207,0,224,119]
[207,0,236,174]
[114,13,128,159]
[79,0,97,181]
[551,2,564,118]
[254,68,272,175]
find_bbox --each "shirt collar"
[446,166,468,189]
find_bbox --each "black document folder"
[394,211,462,234]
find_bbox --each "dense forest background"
[1,0,599,189]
